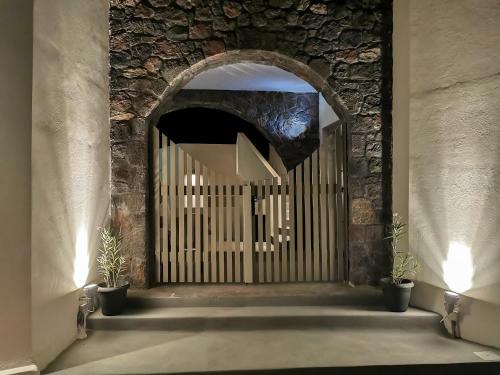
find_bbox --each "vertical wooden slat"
[234,186,241,282]
[288,169,296,282]
[304,156,312,281]
[280,178,288,282]
[226,181,233,282]
[242,185,253,283]
[336,128,345,280]
[177,147,185,282]
[296,164,304,282]
[186,154,193,282]
[272,177,280,282]
[194,160,201,282]
[203,165,209,283]
[257,181,265,283]
[312,150,320,281]
[320,147,328,281]
[264,180,272,282]
[169,142,177,282]
[218,176,225,282]
[328,143,336,281]
[153,128,161,283]
[341,123,349,282]
[161,134,169,283]
[210,170,217,282]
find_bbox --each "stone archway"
[109,0,393,287]
[122,51,352,286]
[145,50,350,125]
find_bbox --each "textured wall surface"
[171,89,319,169]
[0,0,33,370]
[109,0,393,286]
[406,0,500,305]
[32,0,110,369]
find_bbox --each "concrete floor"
[45,319,499,374]
[43,284,500,374]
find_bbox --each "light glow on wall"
[443,241,473,293]
[73,226,89,288]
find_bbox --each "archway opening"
[150,56,349,285]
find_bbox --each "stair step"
[126,283,384,308]
[87,305,440,331]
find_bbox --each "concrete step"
[126,283,384,308]
[87,305,440,331]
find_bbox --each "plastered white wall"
[0,0,33,370]
[178,144,240,184]
[236,133,279,182]
[318,94,338,145]
[394,0,500,348]
[31,0,110,369]
[269,145,287,177]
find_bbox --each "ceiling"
[183,62,317,93]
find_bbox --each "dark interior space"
[157,107,270,159]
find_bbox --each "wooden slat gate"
[153,126,347,284]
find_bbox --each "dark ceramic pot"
[380,277,414,312]
[97,282,129,316]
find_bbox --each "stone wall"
[109,0,393,286]
[170,89,319,169]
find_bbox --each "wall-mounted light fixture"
[442,291,461,338]
[83,283,99,312]
[77,295,89,340]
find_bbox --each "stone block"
[201,39,226,56]
[368,157,382,173]
[134,4,155,18]
[176,0,196,10]
[213,17,235,31]
[352,198,375,225]
[304,38,331,56]
[350,225,366,243]
[349,157,368,177]
[189,23,212,39]
[222,1,242,18]
[366,141,382,157]
[268,0,293,9]
[310,4,327,15]
[195,7,212,21]
[365,225,384,242]
[351,134,366,156]
[308,58,331,77]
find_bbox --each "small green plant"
[385,213,420,284]
[97,228,126,288]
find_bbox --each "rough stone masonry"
[109,0,393,286]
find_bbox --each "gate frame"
[147,50,351,286]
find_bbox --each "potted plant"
[97,228,128,316]
[380,213,420,312]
